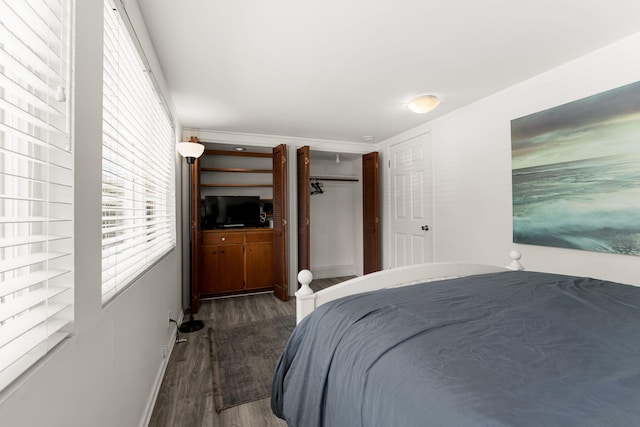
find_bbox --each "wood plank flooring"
[148,276,351,427]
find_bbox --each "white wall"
[379,32,640,286]
[0,1,184,426]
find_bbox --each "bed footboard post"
[296,270,316,324]
[507,250,525,271]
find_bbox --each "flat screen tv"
[202,196,261,229]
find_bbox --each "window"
[0,0,74,390]
[102,0,176,302]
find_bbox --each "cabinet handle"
[221,237,226,242]
[221,250,225,254]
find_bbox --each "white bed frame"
[295,251,524,324]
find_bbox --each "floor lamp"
[177,137,205,333]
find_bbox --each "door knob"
[421,225,430,231]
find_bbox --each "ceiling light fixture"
[407,95,440,114]
[234,146,246,152]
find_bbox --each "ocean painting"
[511,80,640,256]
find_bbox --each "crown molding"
[182,128,377,154]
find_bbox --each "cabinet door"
[272,144,288,301]
[218,244,244,292]
[200,245,219,295]
[297,146,310,273]
[245,242,274,290]
[363,151,380,274]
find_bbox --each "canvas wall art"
[511,80,640,256]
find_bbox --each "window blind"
[0,0,74,390]
[102,0,176,302]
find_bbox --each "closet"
[297,147,380,280]
[190,143,289,312]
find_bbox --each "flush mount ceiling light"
[407,95,440,114]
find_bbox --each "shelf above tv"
[204,149,273,158]
[199,150,273,190]
[201,183,273,188]
[201,167,272,173]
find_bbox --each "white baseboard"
[311,264,357,280]
[139,310,184,427]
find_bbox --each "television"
[202,196,262,229]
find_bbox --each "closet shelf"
[201,184,273,188]
[201,167,272,173]
[204,149,273,158]
[311,175,359,182]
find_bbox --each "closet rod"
[311,176,359,182]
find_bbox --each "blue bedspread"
[271,271,640,426]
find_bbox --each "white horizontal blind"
[102,0,176,302]
[0,0,73,390]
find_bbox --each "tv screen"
[202,196,261,229]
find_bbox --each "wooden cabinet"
[200,244,244,294]
[245,231,275,290]
[199,229,274,296]
[189,144,286,308]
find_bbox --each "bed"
[271,253,640,426]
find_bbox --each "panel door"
[363,152,380,274]
[389,133,434,267]
[246,242,275,290]
[272,144,289,301]
[217,244,244,292]
[199,245,219,295]
[297,146,311,273]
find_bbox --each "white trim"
[139,310,184,427]
[183,128,375,154]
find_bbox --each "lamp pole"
[177,137,205,333]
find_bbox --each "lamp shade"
[177,141,205,159]
[407,95,440,114]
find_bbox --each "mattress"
[271,271,640,426]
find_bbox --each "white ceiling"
[136,0,640,143]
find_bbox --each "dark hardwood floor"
[148,276,352,427]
